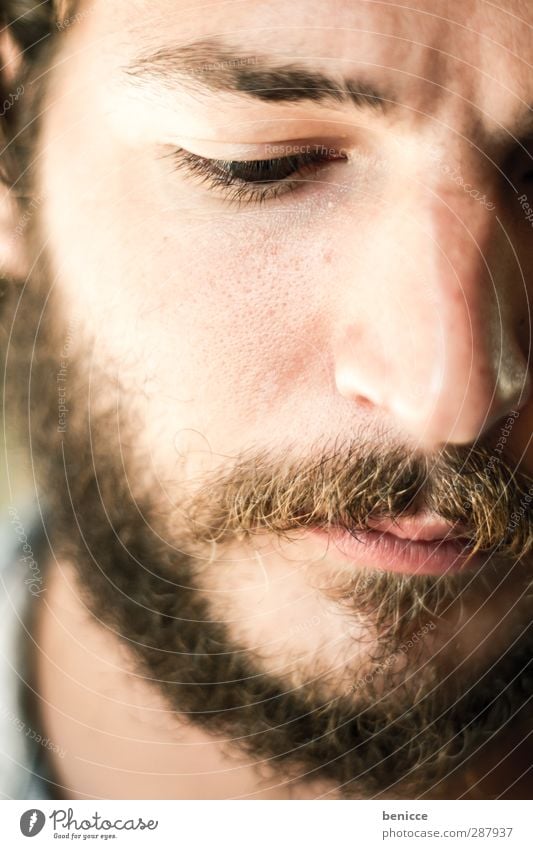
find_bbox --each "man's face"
[9,0,533,796]
[38,0,533,461]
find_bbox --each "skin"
[1,0,533,798]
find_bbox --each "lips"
[311,513,478,576]
[366,513,469,542]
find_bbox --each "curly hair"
[2,2,60,59]
[0,2,79,186]
[1,1,80,82]
[0,0,54,60]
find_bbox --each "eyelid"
[168,144,348,206]
[167,136,352,162]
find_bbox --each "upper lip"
[366,513,469,543]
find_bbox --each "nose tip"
[388,356,531,447]
[332,165,532,449]
[334,324,531,449]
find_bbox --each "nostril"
[503,144,533,188]
[355,395,375,409]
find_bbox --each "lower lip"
[311,528,481,575]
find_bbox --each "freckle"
[324,249,333,264]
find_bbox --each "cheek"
[130,217,336,449]
[41,138,342,459]
[39,80,378,465]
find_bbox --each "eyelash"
[171,147,347,205]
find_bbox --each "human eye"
[170,143,348,205]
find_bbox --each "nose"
[333,164,531,447]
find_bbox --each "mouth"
[311,513,480,575]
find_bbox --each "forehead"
[69,0,533,135]
[91,0,533,70]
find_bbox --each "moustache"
[186,440,533,561]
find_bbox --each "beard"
[2,218,533,800]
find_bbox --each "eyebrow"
[125,38,395,113]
